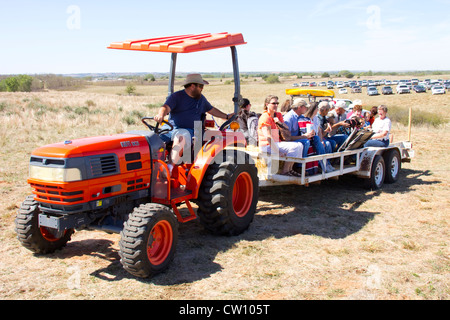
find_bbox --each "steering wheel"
[219,114,237,131]
[141,117,174,135]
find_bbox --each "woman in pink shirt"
[258,95,303,176]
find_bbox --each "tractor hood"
[31,134,148,158]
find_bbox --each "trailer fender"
[356,146,401,178]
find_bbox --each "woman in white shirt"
[364,105,391,148]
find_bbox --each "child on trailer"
[363,111,372,129]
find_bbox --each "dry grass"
[0,80,449,300]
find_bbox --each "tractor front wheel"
[15,195,74,254]
[119,203,178,278]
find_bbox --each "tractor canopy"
[107,32,246,53]
[108,32,246,112]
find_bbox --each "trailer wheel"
[197,151,259,236]
[14,195,74,254]
[119,203,178,278]
[365,155,385,190]
[384,149,401,183]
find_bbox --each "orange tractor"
[15,33,259,278]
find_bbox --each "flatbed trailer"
[248,87,415,189]
[246,141,414,189]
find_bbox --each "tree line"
[0,74,86,92]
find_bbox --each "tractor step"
[152,188,196,223]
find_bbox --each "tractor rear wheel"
[119,203,178,278]
[197,151,259,236]
[15,195,74,254]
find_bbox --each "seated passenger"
[316,101,337,153]
[280,99,292,115]
[364,105,391,148]
[363,111,372,129]
[304,102,320,137]
[283,99,314,158]
[306,101,332,153]
[369,106,378,126]
[327,100,350,149]
[347,102,363,120]
[236,98,260,146]
[283,98,335,173]
[329,100,348,123]
[258,95,303,177]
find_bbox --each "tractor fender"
[356,146,401,178]
[186,130,246,198]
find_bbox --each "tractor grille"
[90,155,118,177]
[30,183,84,204]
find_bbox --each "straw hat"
[181,73,209,86]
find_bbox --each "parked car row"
[334,84,446,95]
[293,78,449,91]
[293,78,448,96]
[395,83,447,95]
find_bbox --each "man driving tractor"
[154,73,234,171]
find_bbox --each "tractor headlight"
[29,165,82,182]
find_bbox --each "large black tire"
[364,155,385,190]
[384,149,401,183]
[197,151,259,236]
[119,203,178,278]
[14,195,74,254]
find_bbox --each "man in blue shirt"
[283,98,335,173]
[154,74,232,167]
[283,99,315,158]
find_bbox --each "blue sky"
[1,0,450,74]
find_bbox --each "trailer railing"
[245,141,413,187]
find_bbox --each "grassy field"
[0,78,449,300]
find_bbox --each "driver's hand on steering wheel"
[226,113,235,120]
[154,113,164,124]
